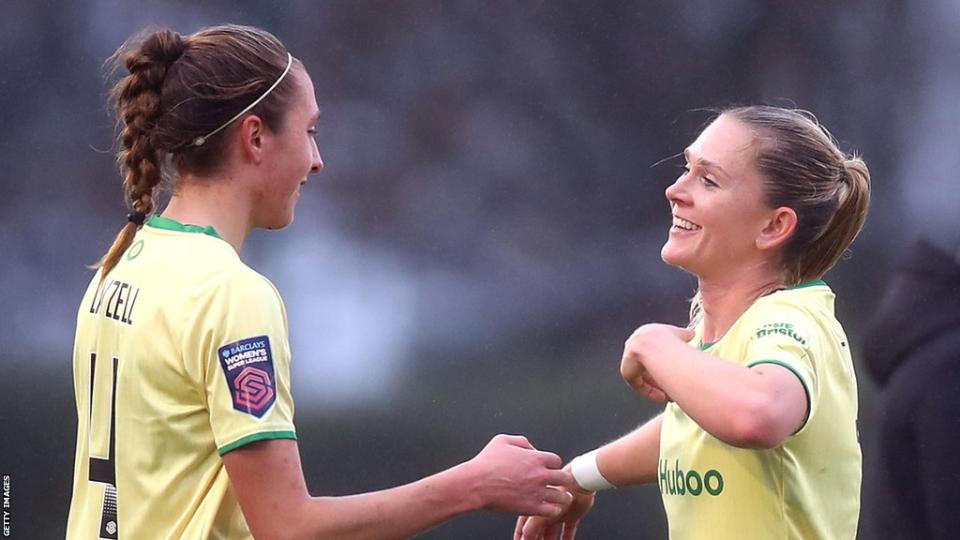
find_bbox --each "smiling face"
[252,65,323,230]
[660,114,784,280]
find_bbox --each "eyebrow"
[309,109,321,124]
[683,148,729,178]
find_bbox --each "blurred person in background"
[67,24,572,540]
[860,237,960,540]
[516,106,870,540]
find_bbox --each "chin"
[261,214,294,231]
[661,242,682,266]
[661,244,697,274]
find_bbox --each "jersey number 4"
[89,353,119,539]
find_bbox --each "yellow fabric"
[66,221,296,540]
[659,283,861,539]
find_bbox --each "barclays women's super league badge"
[217,336,277,418]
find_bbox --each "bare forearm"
[292,463,480,540]
[228,436,570,540]
[641,341,794,448]
[594,414,663,487]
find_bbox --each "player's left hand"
[620,323,694,402]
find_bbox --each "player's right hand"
[466,434,574,517]
[620,323,694,402]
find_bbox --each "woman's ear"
[757,207,797,251]
[238,115,265,164]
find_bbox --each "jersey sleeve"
[742,301,821,433]
[183,269,297,455]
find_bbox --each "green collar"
[146,215,223,240]
[786,279,827,290]
[698,280,827,350]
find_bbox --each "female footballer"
[66,25,573,539]
[516,106,869,539]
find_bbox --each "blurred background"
[2,0,957,537]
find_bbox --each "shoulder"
[737,285,840,353]
[764,282,831,312]
[173,256,286,332]
[755,284,836,327]
[742,294,816,335]
[203,264,284,308]
[180,266,289,356]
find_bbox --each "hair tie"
[128,211,147,226]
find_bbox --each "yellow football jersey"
[659,281,861,539]
[66,216,297,539]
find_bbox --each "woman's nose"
[311,144,323,174]
[665,178,684,205]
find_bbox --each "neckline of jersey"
[146,215,224,240]
[786,279,827,290]
[697,279,828,350]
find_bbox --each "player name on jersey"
[88,279,141,326]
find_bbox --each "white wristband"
[570,449,615,492]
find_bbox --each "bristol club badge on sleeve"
[217,335,277,418]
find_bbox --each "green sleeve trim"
[786,279,827,290]
[746,359,812,433]
[147,215,224,240]
[218,430,297,456]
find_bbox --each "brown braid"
[96,29,185,279]
[94,25,296,280]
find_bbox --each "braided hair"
[97,24,296,278]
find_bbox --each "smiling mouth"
[671,216,702,231]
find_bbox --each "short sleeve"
[183,269,297,455]
[743,304,820,433]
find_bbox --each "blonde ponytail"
[724,106,872,284]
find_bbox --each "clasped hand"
[513,477,595,540]
[620,323,694,403]
[512,323,693,539]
